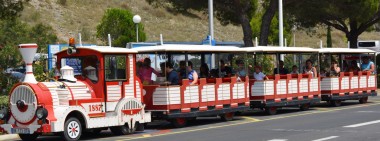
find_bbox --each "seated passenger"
[138,58,160,85]
[178,61,187,79]
[199,63,210,78]
[253,66,268,80]
[235,60,246,77]
[303,59,317,78]
[220,60,232,77]
[290,65,298,74]
[320,69,327,77]
[187,61,198,85]
[274,60,288,75]
[361,56,375,74]
[329,61,341,76]
[348,60,360,73]
[165,62,179,85]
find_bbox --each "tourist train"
[0,40,376,141]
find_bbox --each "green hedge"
[0,95,8,107]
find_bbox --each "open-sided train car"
[318,48,377,106]
[0,43,151,141]
[133,44,250,127]
[245,46,321,115]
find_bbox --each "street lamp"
[133,15,141,42]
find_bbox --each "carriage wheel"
[110,123,135,135]
[330,100,342,107]
[300,103,310,111]
[221,112,235,121]
[359,97,368,104]
[62,117,82,141]
[19,133,39,141]
[170,118,187,128]
[265,107,277,115]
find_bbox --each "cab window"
[105,55,127,81]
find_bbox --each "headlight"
[35,108,48,119]
[0,108,8,120]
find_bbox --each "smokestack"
[19,44,38,84]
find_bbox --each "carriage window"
[62,56,99,83]
[105,55,127,81]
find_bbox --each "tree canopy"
[0,0,27,20]
[96,8,147,47]
[146,0,258,47]
[288,0,380,48]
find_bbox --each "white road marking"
[344,120,380,128]
[312,136,339,141]
[357,111,380,113]
[268,139,288,141]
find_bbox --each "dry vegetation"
[19,0,380,47]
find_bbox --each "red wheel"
[359,97,368,104]
[170,118,187,128]
[265,107,277,115]
[221,112,234,121]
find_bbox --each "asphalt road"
[8,96,380,141]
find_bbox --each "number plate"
[11,128,30,134]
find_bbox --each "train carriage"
[245,46,321,115]
[318,48,377,106]
[133,44,250,127]
[0,43,151,141]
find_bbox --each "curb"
[0,134,19,141]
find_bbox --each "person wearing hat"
[361,56,375,74]
[253,66,268,80]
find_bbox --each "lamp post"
[133,15,141,42]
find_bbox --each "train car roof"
[318,48,376,53]
[55,46,138,55]
[133,44,246,53]
[244,46,318,53]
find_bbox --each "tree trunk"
[240,13,254,47]
[259,0,277,46]
[346,33,359,48]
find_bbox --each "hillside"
[20,0,379,47]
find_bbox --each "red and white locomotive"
[0,42,151,141]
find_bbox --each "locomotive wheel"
[300,104,310,111]
[110,123,135,135]
[359,97,368,104]
[221,112,235,121]
[265,107,277,115]
[330,100,342,107]
[135,122,145,132]
[170,118,187,128]
[19,133,39,141]
[62,117,82,141]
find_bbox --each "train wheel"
[19,133,39,141]
[170,118,187,128]
[359,97,368,104]
[135,122,145,131]
[110,123,135,135]
[330,100,342,107]
[221,112,235,121]
[300,104,310,111]
[265,107,277,115]
[62,117,82,141]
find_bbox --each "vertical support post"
[279,0,283,47]
[136,24,139,42]
[108,34,111,47]
[208,0,214,40]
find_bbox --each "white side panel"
[288,79,298,94]
[153,87,169,105]
[299,79,308,92]
[341,77,349,90]
[124,84,135,99]
[310,78,319,92]
[276,80,287,95]
[351,76,358,89]
[251,81,274,96]
[237,83,245,99]
[220,83,230,100]
[168,87,181,104]
[359,76,367,88]
[368,75,376,87]
[189,85,199,103]
[135,81,142,100]
[107,85,121,101]
[206,85,215,102]
[321,78,339,91]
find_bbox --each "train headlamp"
[0,108,8,120]
[35,108,48,120]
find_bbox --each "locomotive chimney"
[19,43,38,84]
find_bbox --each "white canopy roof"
[56,46,138,54]
[245,46,318,53]
[133,44,246,53]
[318,48,376,53]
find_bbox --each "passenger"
[159,62,166,76]
[138,58,160,85]
[348,60,360,73]
[303,59,317,78]
[199,63,210,78]
[290,65,299,74]
[274,60,289,75]
[235,60,246,77]
[320,69,327,77]
[165,62,179,85]
[361,56,375,74]
[136,61,143,74]
[329,61,341,76]
[220,60,232,77]
[253,66,268,80]
[187,61,198,85]
[178,61,187,79]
